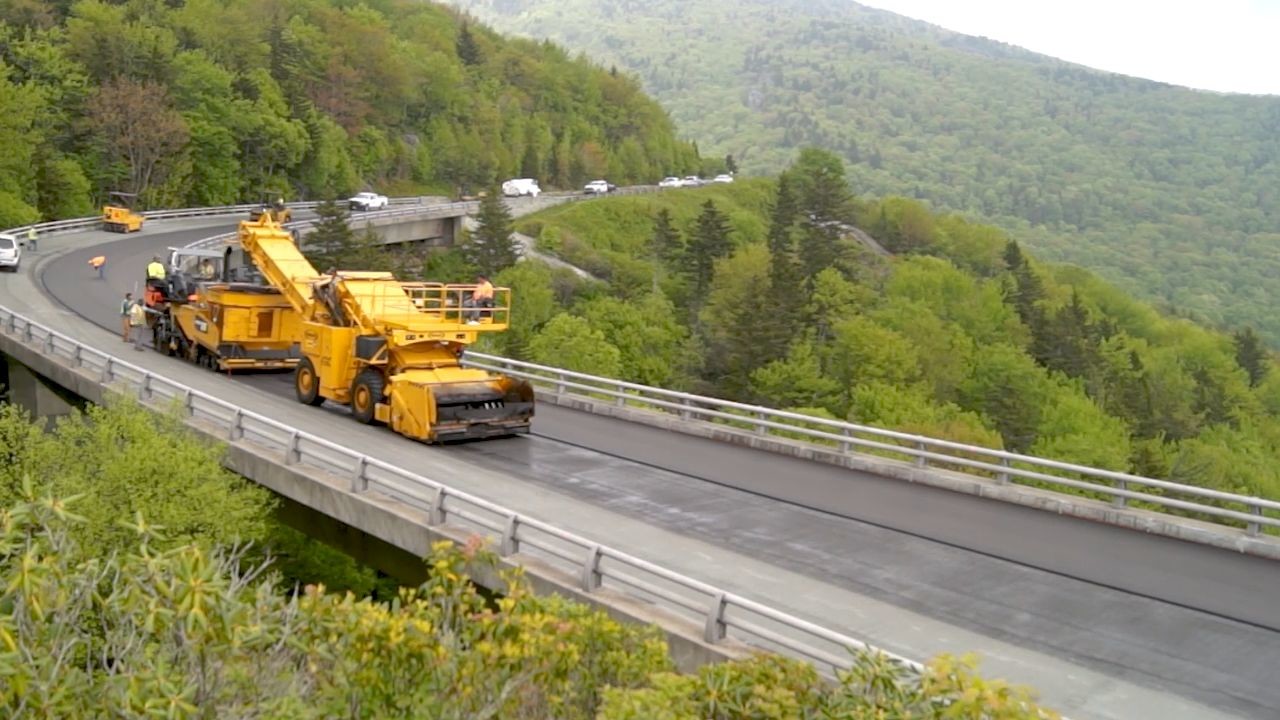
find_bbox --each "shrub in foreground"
[0,491,1055,718]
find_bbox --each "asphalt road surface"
[31,217,1280,719]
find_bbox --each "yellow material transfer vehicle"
[236,214,534,441]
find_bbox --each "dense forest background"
[452,0,1280,344]
[0,0,699,225]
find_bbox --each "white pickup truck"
[348,192,389,211]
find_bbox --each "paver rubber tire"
[295,357,325,406]
[351,368,385,424]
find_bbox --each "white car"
[0,233,20,272]
[502,178,542,197]
[659,177,683,188]
[583,180,616,194]
[683,175,705,187]
[712,174,735,184]
[348,192,388,211]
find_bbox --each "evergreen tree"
[1042,290,1100,380]
[685,200,733,299]
[520,143,541,180]
[1002,240,1048,352]
[762,174,803,352]
[464,187,519,275]
[1233,327,1268,387]
[456,23,482,66]
[305,199,355,271]
[725,154,738,174]
[790,149,852,282]
[650,208,683,266]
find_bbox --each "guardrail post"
[22,322,32,343]
[914,441,928,467]
[350,456,369,493]
[755,411,768,436]
[228,408,243,441]
[100,357,113,382]
[284,431,300,465]
[1112,480,1127,508]
[183,389,194,416]
[42,334,54,356]
[704,592,728,643]
[615,391,626,408]
[500,515,520,556]
[997,457,1011,485]
[4,314,14,334]
[138,372,152,400]
[679,398,692,421]
[556,372,566,395]
[580,545,603,591]
[72,345,83,367]
[428,487,446,525]
[1247,505,1261,537]
[839,428,852,454]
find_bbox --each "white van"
[502,178,542,197]
[0,233,21,272]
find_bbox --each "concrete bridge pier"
[1,353,80,425]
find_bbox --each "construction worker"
[466,274,494,324]
[120,292,133,342]
[25,227,36,252]
[89,255,106,279]
[146,256,166,281]
[129,297,148,351]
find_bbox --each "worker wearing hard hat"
[146,256,166,280]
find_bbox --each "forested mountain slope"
[0,0,698,225]
[468,151,1280,505]
[451,0,1280,343]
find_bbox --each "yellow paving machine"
[147,247,302,372]
[235,214,534,441]
[249,191,292,224]
[102,191,144,233]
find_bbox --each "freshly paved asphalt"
[26,217,1280,718]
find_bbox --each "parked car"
[348,192,388,211]
[712,174,735,184]
[583,179,616,194]
[683,175,705,187]
[659,176,683,188]
[502,178,542,197]
[0,233,20,272]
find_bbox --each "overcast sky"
[860,0,1280,96]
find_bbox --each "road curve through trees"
[19,217,1280,720]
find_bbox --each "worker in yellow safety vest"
[146,256,166,280]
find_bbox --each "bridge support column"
[2,354,78,425]
[441,215,460,247]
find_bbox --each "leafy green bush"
[0,492,1056,718]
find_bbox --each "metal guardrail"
[2,196,441,238]
[463,353,1280,537]
[0,302,923,679]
